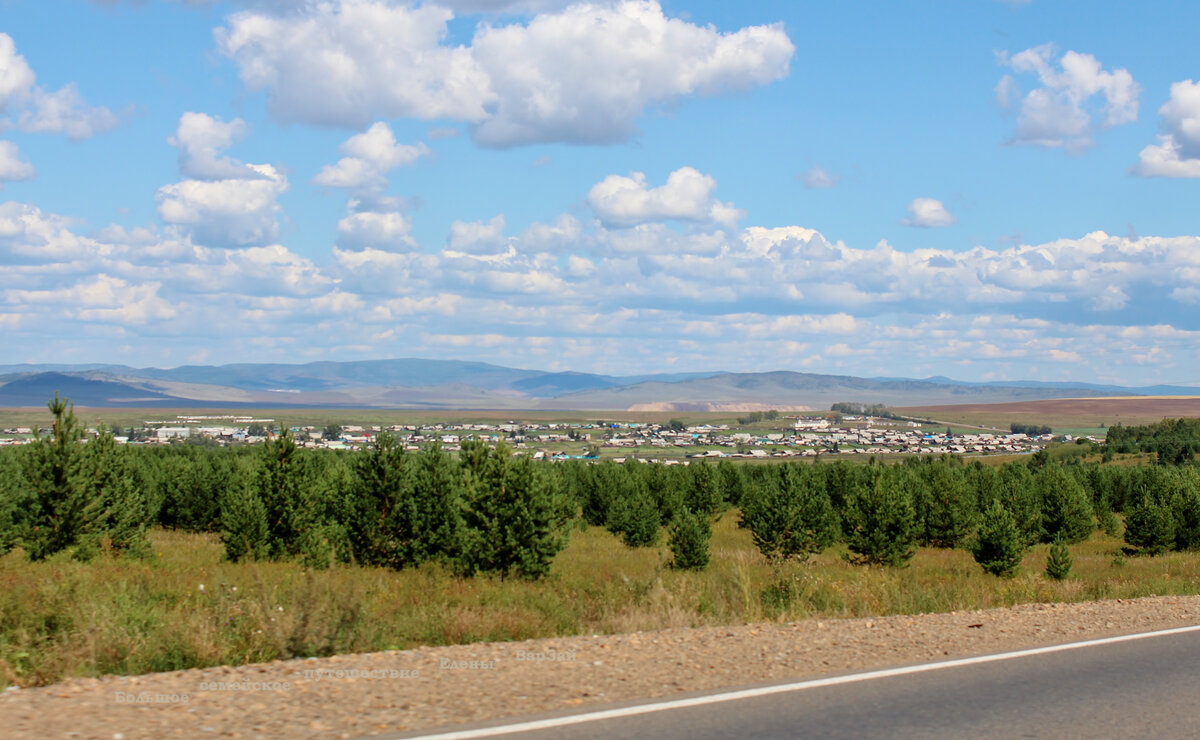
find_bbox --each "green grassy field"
[3,514,1198,689]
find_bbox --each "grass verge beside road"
[3,515,1199,689]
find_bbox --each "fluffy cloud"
[313,122,430,192]
[0,201,103,264]
[216,2,491,127]
[217,0,793,147]
[436,0,579,12]
[6,274,177,325]
[467,1,794,146]
[446,214,511,255]
[1134,80,1200,178]
[9,180,1200,382]
[156,164,289,248]
[155,113,289,247]
[336,199,417,252]
[0,140,34,183]
[901,198,956,228]
[996,44,1139,151]
[0,33,117,140]
[587,167,742,228]
[169,112,258,180]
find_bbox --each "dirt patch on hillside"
[4,594,1200,739]
[628,402,813,413]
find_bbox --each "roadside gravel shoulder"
[5,594,1200,740]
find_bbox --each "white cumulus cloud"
[997,44,1139,151]
[157,114,289,247]
[313,122,430,192]
[169,112,258,180]
[1134,80,1200,178]
[156,164,289,248]
[446,214,511,255]
[0,140,34,183]
[216,0,793,147]
[587,166,742,228]
[336,198,417,252]
[0,33,117,140]
[901,198,956,228]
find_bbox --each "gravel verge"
[4,594,1200,740]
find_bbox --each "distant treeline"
[3,398,1200,580]
[736,410,780,425]
[830,402,908,421]
[1105,418,1200,465]
[1011,423,1053,436]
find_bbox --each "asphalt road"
[391,626,1200,740]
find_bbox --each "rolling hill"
[0,360,1195,410]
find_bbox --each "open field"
[8,395,1194,437]
[0,406,751,431]
[4,515,1200,689]
[898,396,1200,436]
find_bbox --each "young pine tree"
[346,432,412,568]
[842,471,918,567]
[668,507,711,570]
[220,475,270,562]
[1124,496,1175,556]
[1171,473,1200,552]
[913,460,976,549]
[996,463,1043,546]
[1035,466,1094,545]
[606,478,662,548]
[741,463,838,562]
[971,500,1027,578]
[77,428,153,558]
[458,445,570,579]
[408,440,464,563]
[21,394,101,560]
[683,461,724,518]
[716,460,747,508]
[1045,537,1073,580]
[0,449,23,556]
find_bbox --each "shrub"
[1045,538,1073,580]
[668,507,711,571]
[971,501,1027,578]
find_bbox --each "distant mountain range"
[0,359,1195,410]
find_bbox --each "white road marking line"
[401,623,1200,739]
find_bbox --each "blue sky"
[1,0,1199,385]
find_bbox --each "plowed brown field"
[898,396,1200,430]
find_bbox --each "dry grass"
[3,515,1200,688]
